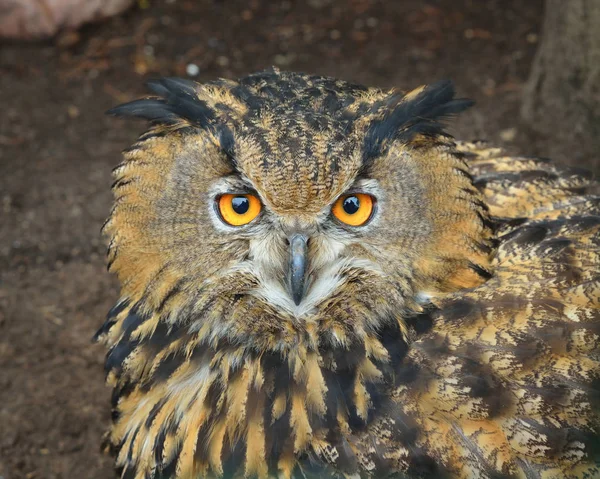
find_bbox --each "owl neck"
[100,299,423,477]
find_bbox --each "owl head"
[101,70,493,356]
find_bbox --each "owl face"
[105,71,491,353]
[165,123,425,318]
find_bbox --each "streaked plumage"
[96,69,600,479]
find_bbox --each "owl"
[96,69,600,479]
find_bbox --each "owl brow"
[211,175,259,196]
[361,80,474,165]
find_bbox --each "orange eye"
[331,193,375,226]
[218,194,262,226]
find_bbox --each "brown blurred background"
[0,1,597,478]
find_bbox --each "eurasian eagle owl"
[96,69,600,478]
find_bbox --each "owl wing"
[386,143,600,478]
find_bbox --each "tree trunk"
[521,0,600,172]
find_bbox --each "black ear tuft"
[363,80,474,162]
[146,77,198,98]
[106,77,216,129]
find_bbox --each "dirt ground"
[2,0,593,478]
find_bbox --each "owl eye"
[332,193,375,226]
[217,194,262,226]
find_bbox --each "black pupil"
[231,196,250,215]
[342,196,360,215]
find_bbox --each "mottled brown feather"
[98,71,600,479]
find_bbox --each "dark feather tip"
[106,77,216,129]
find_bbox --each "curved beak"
[288,234,308,305]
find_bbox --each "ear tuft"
[363,80,474,161]
[106,77,216,129]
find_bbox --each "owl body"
[97,70,600,478]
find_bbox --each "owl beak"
[288,234,308,305]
